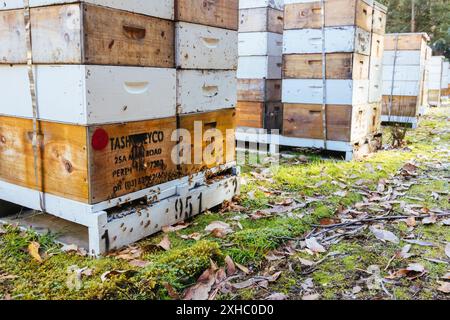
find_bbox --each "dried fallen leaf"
[305,237,326,253]
[403,239,435,247]
[352,286,362,294]
[225,256,236,276]
[180,233,202,241]
[158,235,171,251]
[405,217,417,228]
[28,241,43,263]
[205,221,233,238]
[422,215,437,225]
[265,252,285,261]
[445,243,450,259]
[183,264,217,300]
[298,258,315,267]
[397,244,413,259]
[162,223,190,233]
[163,282,180,300]
[302,293,320,300]
[0,273,18,282]
[129,260,151,268]
[442,219,450,226]
[442,272,450,280]
[407,263,425,273]
[437,281,450,293]
[370,227,399,244]
[100,270,136,282]
[266,293,288,300]
[236,263,250,274]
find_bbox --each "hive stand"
[0,163,239,256]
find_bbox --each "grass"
[0,107,449,300]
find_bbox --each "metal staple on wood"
[23,0,45,213]
[320,0,328,149]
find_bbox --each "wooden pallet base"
[0,163,239,256]
[236,128,381,161]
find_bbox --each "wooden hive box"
[178,108,236,175]
[0,0,175,19]
[238,32,283,57]
[283,53,370,80]
[284,0,374,32]
[237,79,282,102]
[0,116,179,204]
[0,65,177,125]
[372,1,387,35]
[175,0,238,30]
[238,56,282,79]
[236,101,283,130]
[176,70,237,115]
[282,104,373,143]
[0,3,174,67]
[239,6,284,34]
[236,101,265,128]
[283,27,372,56]
[441,61,449,92]
[175,22,238,70]
[282,79,369,105]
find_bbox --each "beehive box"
[428,56,444,107]
[175,0,238,30]
[441,61,449,95]
[237,79,282,102]
[382,33,430,120]
[284,0,374,32]
[0,65,176,124]
[239,6,284,33]
[0,0,175,19]
[178,108,236,175]
[175,22,237,70]
[0,3,174,66]
[0,116,180,204]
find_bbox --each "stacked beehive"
[440,61,449,98]
[281,0,386,155]
[175,0,238,175]
[382,33,430,125]
[236,0,284,131]
[428,56,445,107]
[0,0,238,205]
[445,64,450,97]
[420,45,433,110]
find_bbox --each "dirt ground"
[0,106,449,300]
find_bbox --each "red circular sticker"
[91,128,109,151]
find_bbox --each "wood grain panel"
[89,117,179,203]
[284,0,372,32]
[179,109,236,175]
[283,104,352,142]
[283,53,370,80]
[0,116,89,203]
[385,33,428,51]
[237,79,281,102]
[176,0,238,30]
[382,96,419,117]
[0,4,175,67]
[236,101,264,128]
